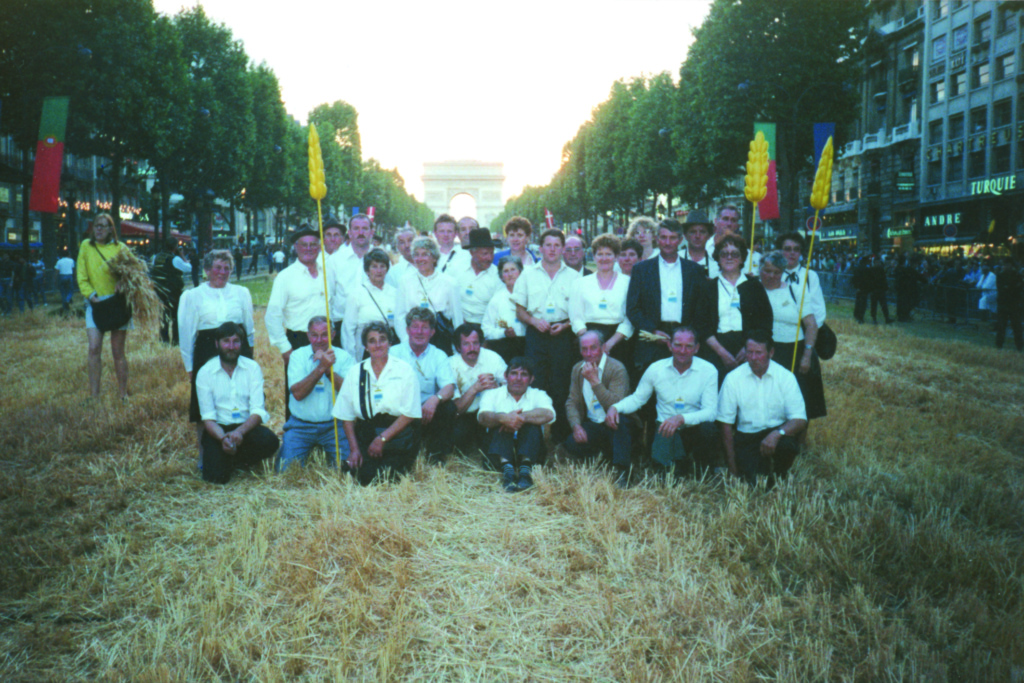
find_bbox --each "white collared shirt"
[287,344,356,422]
[332,356,423,421]
[386,258,415,289]
[612,356,718,425]
[679,245,720,278]
[265,260,335,353]
[454,263,502,324]
[390,342,456,404]
[438,246,471,275]
[196,356,270,425]
[450,348,507,413]
[783,266,826,325]
[342,282,397,360]
[393,269,463,341]
[581,353,609,423]
[477,386,556,425]
[511,261,580,322]
[178,283,256,371]
[657,255,683,323]
[55,257,75,275]
[766,285,806,343]
[716,275,744,334]
[717,360,806,433]
[568,272,633,338]
[482,288,525,340]
[327,245,370,320]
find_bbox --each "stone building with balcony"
[918,0,1024,255]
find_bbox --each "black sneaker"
[517,465,533,491]
[502,463,517,492]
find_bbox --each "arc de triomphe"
[421,161,505,228]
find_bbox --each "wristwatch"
[777,428,786,437]
[379,435,387,444]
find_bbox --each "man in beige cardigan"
[562,330,632,487]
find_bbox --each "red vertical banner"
[29,97,70,213]
[754,122,779,220]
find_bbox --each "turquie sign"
[970,174,1017,196]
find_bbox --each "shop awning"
[119,220,192,242]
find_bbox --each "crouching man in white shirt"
[717,329,807,487]
[477,357,555,493]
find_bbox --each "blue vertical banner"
[351,206,360,216]
[813,123,835,165]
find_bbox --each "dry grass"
[1,306,1022,681]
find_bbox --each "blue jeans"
[277,416,350,471]
[562,419,632,469]
[59,275,75,306]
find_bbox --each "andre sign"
[970,174,1017,196]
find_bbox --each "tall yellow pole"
[307,124,342,464]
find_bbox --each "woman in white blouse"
[343,248,397,360]
[568,233,633,367]
[178,249,255,425]
[394,236,462,354]
[482,254,526,362]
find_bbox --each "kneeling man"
[562,330,631,484]
[196,322,280,484]
[478,357,555,492]
[277,316,356,472]
[606,326,718,478]
[717,330,807,486]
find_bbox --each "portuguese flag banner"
[753,122,779,220]
[28,96,70,214]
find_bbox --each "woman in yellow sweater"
[76,214,131,400]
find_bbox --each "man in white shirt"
[454,228,501,324]
[563,331,632,486]
[434,213,470,274]
[389,308,456,463]
[322,217,346,256]
[717,330,807,486]
[606,327,718,479]
[679,210,719,278]
[478,357,556,492]
[713,204,741,245]
[277,316,356,472]
[513,228,581,441]
[272,248,286,273]
[450,323,507,455]
[563,235,591,275]
[328,213,375,335]
[55,252,76,313]
[386,224,417,288]
[196,323,279,484]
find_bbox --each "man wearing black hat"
[453,227,502,324]
[679,210,719,278]
[196,322,280,484]
[265,225,337,416]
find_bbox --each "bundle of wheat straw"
[106,248,161,327]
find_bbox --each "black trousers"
[483,423,544,471]
[525,326,574,439]
[201,423,279,485]
[995,304,1023,350]
[352,415,421,485]
[869,290,891,322]
[853,289,869,322]
[422,401,483,461]
[733,428,800,487]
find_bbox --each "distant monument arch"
[422,161,505,229]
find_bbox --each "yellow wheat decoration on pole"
[744,131,769,275]
[307,123,341,464]
[792,135,833,372]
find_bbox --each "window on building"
[948,153,964,182]
[953,24,969,52]
[996,53,1015,80]
[972,61,990,89]
[1018,140,1024,170]
[928,159,942,185]
[930,79,946,104]
[970,107,987,133]
[934,0,948,20]
[992,144,1011,174]
[929,119,944,144]
[994,99,1013,128]
[950,70,967,96]
[997,6,1013,34]
[950,114,965,138]
[969,150,986,178]
[932,35,948,61]
[952,0,965,10]
[975,14,992,44]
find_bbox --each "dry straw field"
[1,301,1022,682]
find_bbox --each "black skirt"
[189,327,253,422]
[773,341,827,420]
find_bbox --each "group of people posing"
[79,208,829,491]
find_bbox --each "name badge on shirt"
[592,400,602,413]
[667,290,678,303]
[466,286,474,297]
[419,300,430,309]
[386,311,394,321]
[673,398,686,412]
[546,304,556,316]
[598,297,608,311]
[730,298,741,309]
[231,409,244,422]
[314,381,326,393]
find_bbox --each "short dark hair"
[434,214,457,229]
[539,228,565,246]
[503,216,533,237]
[658,218,684,236]
[454,323,483,348]
[745,328,774,351]
[405,307,436,329]
[777,231,805,253]
[713,233,748,263]
[670,326,698,344]
[307,315,328,330]
[361,321,392,347]
[363,248,391,273]
[620,238,643,257]
[506,356,535,377]
[213,322,244,342]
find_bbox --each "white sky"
[153,0,712,204]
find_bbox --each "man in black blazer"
[626,218,713,371]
